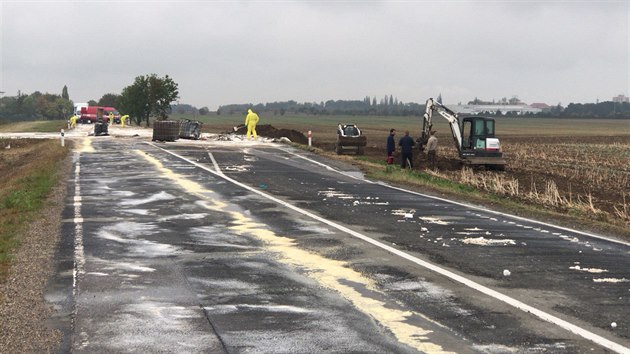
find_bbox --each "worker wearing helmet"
[120,114,129,128]
[245,109,260,140]
[108,112,114,126]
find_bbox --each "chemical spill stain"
[77,138,95,153]
[138,150,452,353]
[593,278,629,283]
[228,212,450,353]
[419,217,450,225]
[569,266,608,273]
[318,189,356,200]
[461,237,516,246]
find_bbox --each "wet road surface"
[49,137,630,353]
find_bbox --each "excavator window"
[473,120,485,136]
[485,120,495,136]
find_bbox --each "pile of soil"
[233,124,308,144]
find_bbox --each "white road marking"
[149,143,630,353]
[73,158,85,296]
[278,147,375,183]
[208,152,223,175]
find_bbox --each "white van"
[74,103,88,117]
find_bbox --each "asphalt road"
[48,136,630,353]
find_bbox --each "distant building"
[613,94,629,103]
[449,104,542,115]
[529,103,552,112]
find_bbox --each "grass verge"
[0,120,68,133]
[0,139,69,280]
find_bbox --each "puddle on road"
[157,213,208,222]
[138,149,453,354]
[120,191,176,206]
[207,304,313,315]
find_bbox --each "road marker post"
[308,130,312,147]
[61,129,65,147]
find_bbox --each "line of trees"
[0,75,180,126]
[3,87,629,122]
[218,98,630,119]
[0,88,73,121]
[218,95,425,116]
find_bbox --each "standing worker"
[69,115,78,129]
[386,128,396,164]
[120,114,129,128]
[427,130,438,170]
[245,109,260,141]
[108,112,114,126]
[399,130,415,169]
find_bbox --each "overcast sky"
[1,1,628,109]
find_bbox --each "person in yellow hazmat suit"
[108,112,114,126]
[69,115,78,128]
[120,114,129,128]
[245,109,260,140]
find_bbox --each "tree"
[88,100,97,106]
[508,96,520,105]
[199,107,210,115]
[62,85,69,100]
[118,74,179,127]
[98,93,121,107]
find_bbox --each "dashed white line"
[73,158,85,295]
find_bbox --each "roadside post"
[308,130,312,147]
[60,129,65,147]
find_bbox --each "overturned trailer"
[152,119,203,142]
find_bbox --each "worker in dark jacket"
[386,129,396,164]
[399,130,415,169]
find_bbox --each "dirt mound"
[233,124,308,144]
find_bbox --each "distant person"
[399,130,415,169]
[69,115,78,129]
[120,114,129,128]
[245,109,260,140]
[386,128,396,165]
[108,112,114,126]
[427,130,438,169]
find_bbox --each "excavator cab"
[460,116,504,169]
[461,117,495,150]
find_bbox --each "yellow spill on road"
[140,150,452,353]
[138,150,222,204]
[77,138,95,153]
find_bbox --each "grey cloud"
[1,1,627,108]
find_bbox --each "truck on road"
[79,106,121,124]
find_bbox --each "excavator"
[418,98,506,170]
